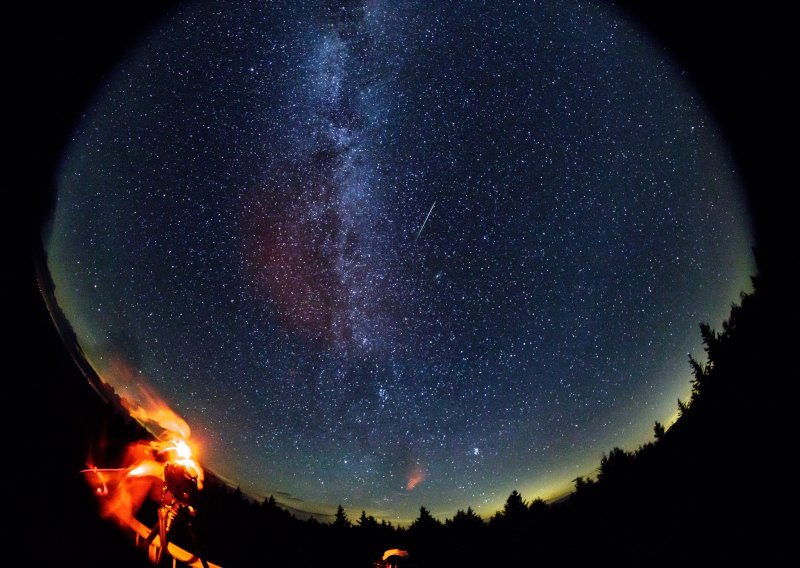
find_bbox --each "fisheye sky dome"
[47,0,753,522]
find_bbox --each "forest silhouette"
[28,249,778,566]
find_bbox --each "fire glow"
[84,437,203,522]
[84,378,203,520]
[81,378,213,566]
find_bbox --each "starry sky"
[47,0,753,522]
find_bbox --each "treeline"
[31,251,778,566]
[179,252,778,566]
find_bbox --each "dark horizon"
[24,243,781,566]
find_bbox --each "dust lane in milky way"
[47,0,753,521]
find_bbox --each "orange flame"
[83,371,203,527]
[83,441,160,522]
[382,548,410,561]
[122,387,191,440]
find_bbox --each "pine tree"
[333,504,350,529]
[654,420,665,441]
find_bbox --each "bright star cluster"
[47,0,752,521]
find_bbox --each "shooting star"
[415,201,437,242]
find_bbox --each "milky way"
[47,0,753,521]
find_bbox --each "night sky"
[47,0,753,522]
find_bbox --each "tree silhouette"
[574,475,595,493]
[598,447,633,482]
[677,397,690,417]
[503,490,528,525]
[332,504,350,529]
[356,510,378,530]
[410,506,441,533]
[529,497,548,515]
[446,507,484,532]
[688,353,710,396]
[505,490,526,514]
[653,421,665,441]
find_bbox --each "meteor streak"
[415,201,436,242]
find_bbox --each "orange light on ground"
[382,548,410,561]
